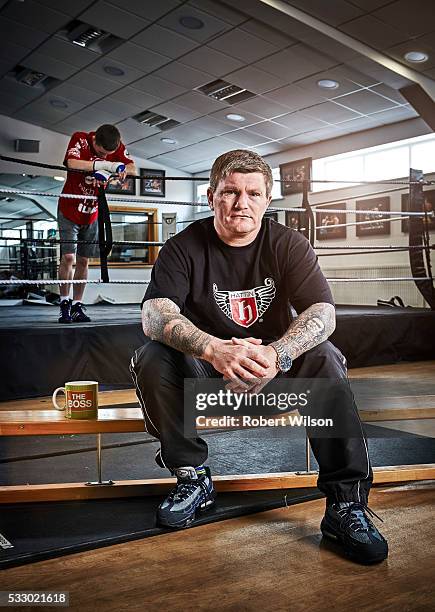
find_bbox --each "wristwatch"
[271,343,293,372]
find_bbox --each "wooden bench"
[1,362,435,503]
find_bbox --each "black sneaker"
[58,299,72,324]
[321,501,388,564]
[71,302,91,323]
[157,465,216,529]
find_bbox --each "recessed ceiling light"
[179,16,204,29]
[104,65,125,76]
[160,137,177,144]
[50,99,68,109]
[404,51,428,63]
[226,113,245,122]
[53,176,65,182]
[317,79,340,89]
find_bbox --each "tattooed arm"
[270,302,336,361]
[142,297,271,377]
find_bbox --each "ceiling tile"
[87,57,145,85]
[37,38,98,69]
[157,5,233,42]
[189,0,247,25]
[0,77,44,102]
[26,93,86,115]
[133,74,188,100]
[180,46,243,77]
[156,62,213,89]
[339,15,408,50]
[348,0,393,9]
[49,82,104,105]
[158,124,214,146]
[89,97,142,121]
[0,41,30,64]
[171,91,228,114]
[149,101,202,122]
[182,116,229,136]
[0,92,31,115]
[132,24,199,59]
[126,135,175,157]
[368,84,407,104]
[256,44,337,81]
[240,19,293,48]
[337,89,400,114]
[345,56,412,89]
[209,107,263,128]
[55,116,103,134]
[246,120,294,140]
[108,0,182,21]
[106,42,171,73]
[291,31,359,62]
[302,101,362,123]
[226,66,286,95]
[115,119,161,144]
[67,107,121,128]
[67,70,124,95]
[0,18,48,49]
[209,28,280,63]
[1,0,69,33]
[14,106,71,125]
[34,0,95,16]
[237,96,290,120]
[373,0,435,37]
[80,1,150,38]
[265,84,323,112]
[273,111,329,133]
[282,0,363,26]
[23,53,78,80]
[296,70,363,101]
[220,130,271,147]
[111,87,163,110]
[249,141,288,156]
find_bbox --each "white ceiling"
[0,0,433,172]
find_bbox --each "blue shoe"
[321,501,388,564]
[58,299,72,323]
[157,465,216,529]
[71,302,91,322]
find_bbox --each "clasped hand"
[209,337,278,393]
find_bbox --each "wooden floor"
[0,482,434,612]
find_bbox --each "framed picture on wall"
[106,176,135,195]
[140,168,166,197]
[285,210,304,231]
[401,190,435,233]
[279,158,312,196]
[356,196,390,237]
[316,203,346,240]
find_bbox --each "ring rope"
[1,277,432,286]
[1,154,433,186]
[0,187,430,218]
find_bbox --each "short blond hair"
[209,149,273,197]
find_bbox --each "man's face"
[208,172,271,244]
[92,135,117,158]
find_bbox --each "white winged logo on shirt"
[213,278,276,328]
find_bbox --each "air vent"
[197,79,255,105]
[59,20,123,54]
[8,65,60,91]
[15,67,47,87]
[133,111,180,131]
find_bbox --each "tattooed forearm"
[142,298,214,358]
[270,302,336,360]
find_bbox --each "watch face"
[279,355,292,372]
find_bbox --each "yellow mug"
[52,381,98,419]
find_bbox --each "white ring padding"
[0,277,432,286]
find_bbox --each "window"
[312,133,435,192]
[271,167,282,200]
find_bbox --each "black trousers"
[130,338,373,504]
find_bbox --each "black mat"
[1,303,434,400]
[0,488,323,570]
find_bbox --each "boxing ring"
[0,156,434,571]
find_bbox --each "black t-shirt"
[143,217,334,344]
